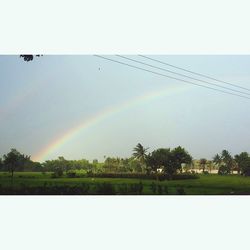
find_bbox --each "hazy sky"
[1,55,250,162]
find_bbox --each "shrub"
[203,171,209,175]
[129,183,143,194]
[117,183,128,194]
[51,173,57,178]
[158,174,166,181]
[176,187,186,195]
[66,170,77,178]
[150,182,157,194]
[65,169,87,178]
[157,185,163,195]
[163,186,169,194]
[95,183,115,195]
[52,166,63,178]
[218,165,230,175]
[87,172,199,181]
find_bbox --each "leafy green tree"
[129,158,143,173]
[234,152,249,174]
[145,146,192,176]
[103,157,119,172]
[171,146,192,173]
[93,159,98,164]
[20,55,42,61]
[30,161,43,172]
[0,158,3,171]
[3,149,30,179]
[145,148,171,174]
[239,157,250,176]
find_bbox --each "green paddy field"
[1,172,250,195]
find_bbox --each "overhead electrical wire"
[94,55,250,101]
[116,55,250,97]
[138,55,250,92]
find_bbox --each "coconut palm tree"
[221,150,234,173]
[132,143,149,164]
[221,150,231,162]
[213,154,222,169]
[200,158,207,173]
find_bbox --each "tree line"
[1,145,250,180]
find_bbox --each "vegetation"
[0,172,250,194]
[20,55,42,61]
[1,145,250,194]
[2,149,31,181]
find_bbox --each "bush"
[51,173,57,178]
[157,185,163,195]
[163,186,169,194]
[0,183,91,195]
[52,166,63,178]
[150,182,157,194]
[117,183,129,194]
[203,171,209,175]
[150,183,168,195]
[171,174,199,180]
[66,170,77,178]
[176,187,186,195]
[95,183,115,195]
[87,172,199,181]
[128,182,143,194]
[218,165,230,175]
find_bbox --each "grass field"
[1,172,250,194]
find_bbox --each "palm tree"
[221,150,231,162]
[213,154,222,169]
[200,158,207,173]
[132,143,149,164]
[221,150,233,173]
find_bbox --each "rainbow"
[33,84,190,162]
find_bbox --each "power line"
[139,55,250,92]
[94,55,250,100]
[116,55,250,97]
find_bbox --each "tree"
[221,150,234,174]
[3,148,30,180]
[206,160,213,173]
[93,159,98,164]
[20,55,42,61]
[145,148,171,174]
[200,158,207,173]
[171,146,192,173]
[235,152,250,175]
[239,157,250,176]
[129,158,143,173]
[145,146,192,176]
[213,153,222,169]
[0,158,3,171]
[213,150,234,175]
[132,143,149,164]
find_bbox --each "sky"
[0,55,250,162]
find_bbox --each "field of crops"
[1,172,250,194]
